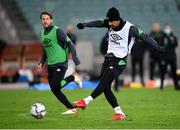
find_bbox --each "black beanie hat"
[106,7,120,21]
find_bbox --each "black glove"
[77,23,84,29]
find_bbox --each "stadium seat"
[22,43,43,69]
[15,0,180,41]
[1,44,23,71]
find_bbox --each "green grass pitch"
[0,88,180,129]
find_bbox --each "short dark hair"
[40,11,53,19]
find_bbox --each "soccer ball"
[30,103,46,119]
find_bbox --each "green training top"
[40,26,69,65]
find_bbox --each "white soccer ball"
[30,103,46,119]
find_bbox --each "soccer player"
[100,32,120,91]
[74,7,165,120]
[38,11,82,114]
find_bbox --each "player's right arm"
[129,26,165,53]
[77,19,109,29]
[38,50,47,71]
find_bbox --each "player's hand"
[37,63,43,72]
[77,23,84,29]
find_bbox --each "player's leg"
[131,58,136,82]
[91,68,115,98]
[53,71,82,89]
[73,58,108,109]
[48,66,77,114]
[90,58,126,99]
[150,58,155,80]
[160,60,167,90]
[73,68,115,109]
[103,63,126,120]
[169,60,179,90]
[50,66,75,88]
[114,77,119,92]
[85,58,112,101]
[74,58,126,102]
[72,72,82,88]
[139,59,145,86]
[104,83,125,120]
[74,58,126,120]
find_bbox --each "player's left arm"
[129,26,165,52]
[57,29,80,65]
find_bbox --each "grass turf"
[0,88,180,129]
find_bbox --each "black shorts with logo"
[48,65,67,89]
[100,55,127,78]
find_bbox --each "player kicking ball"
[74,7,165,120]
[38,11,82,114]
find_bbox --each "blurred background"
[0,0,180,90]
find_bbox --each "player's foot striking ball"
[38,11,81,114]
[74,7,165,120]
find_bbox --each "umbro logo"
[110,34,122,41]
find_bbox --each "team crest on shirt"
[43,38,52,47]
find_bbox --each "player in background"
[38,11,82,114]
[160,24,179,90]
[66,24,77,46]
[149,23,163,80]
[65,24,78,75]
[131,37,145,86]
[74,7,165,120]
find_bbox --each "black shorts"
[48,65,67,89]
[100,56,127,78]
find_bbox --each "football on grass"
[30,103,46,119]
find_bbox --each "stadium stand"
[1,44,23,71]
[15,0,180,42]
[0,43,43,83]
[0,43,42,70]
[12,0,180,74]
[0,0,179,83]
[0,44,22,82]
[22,43,43,69]
[0,0,37,41]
